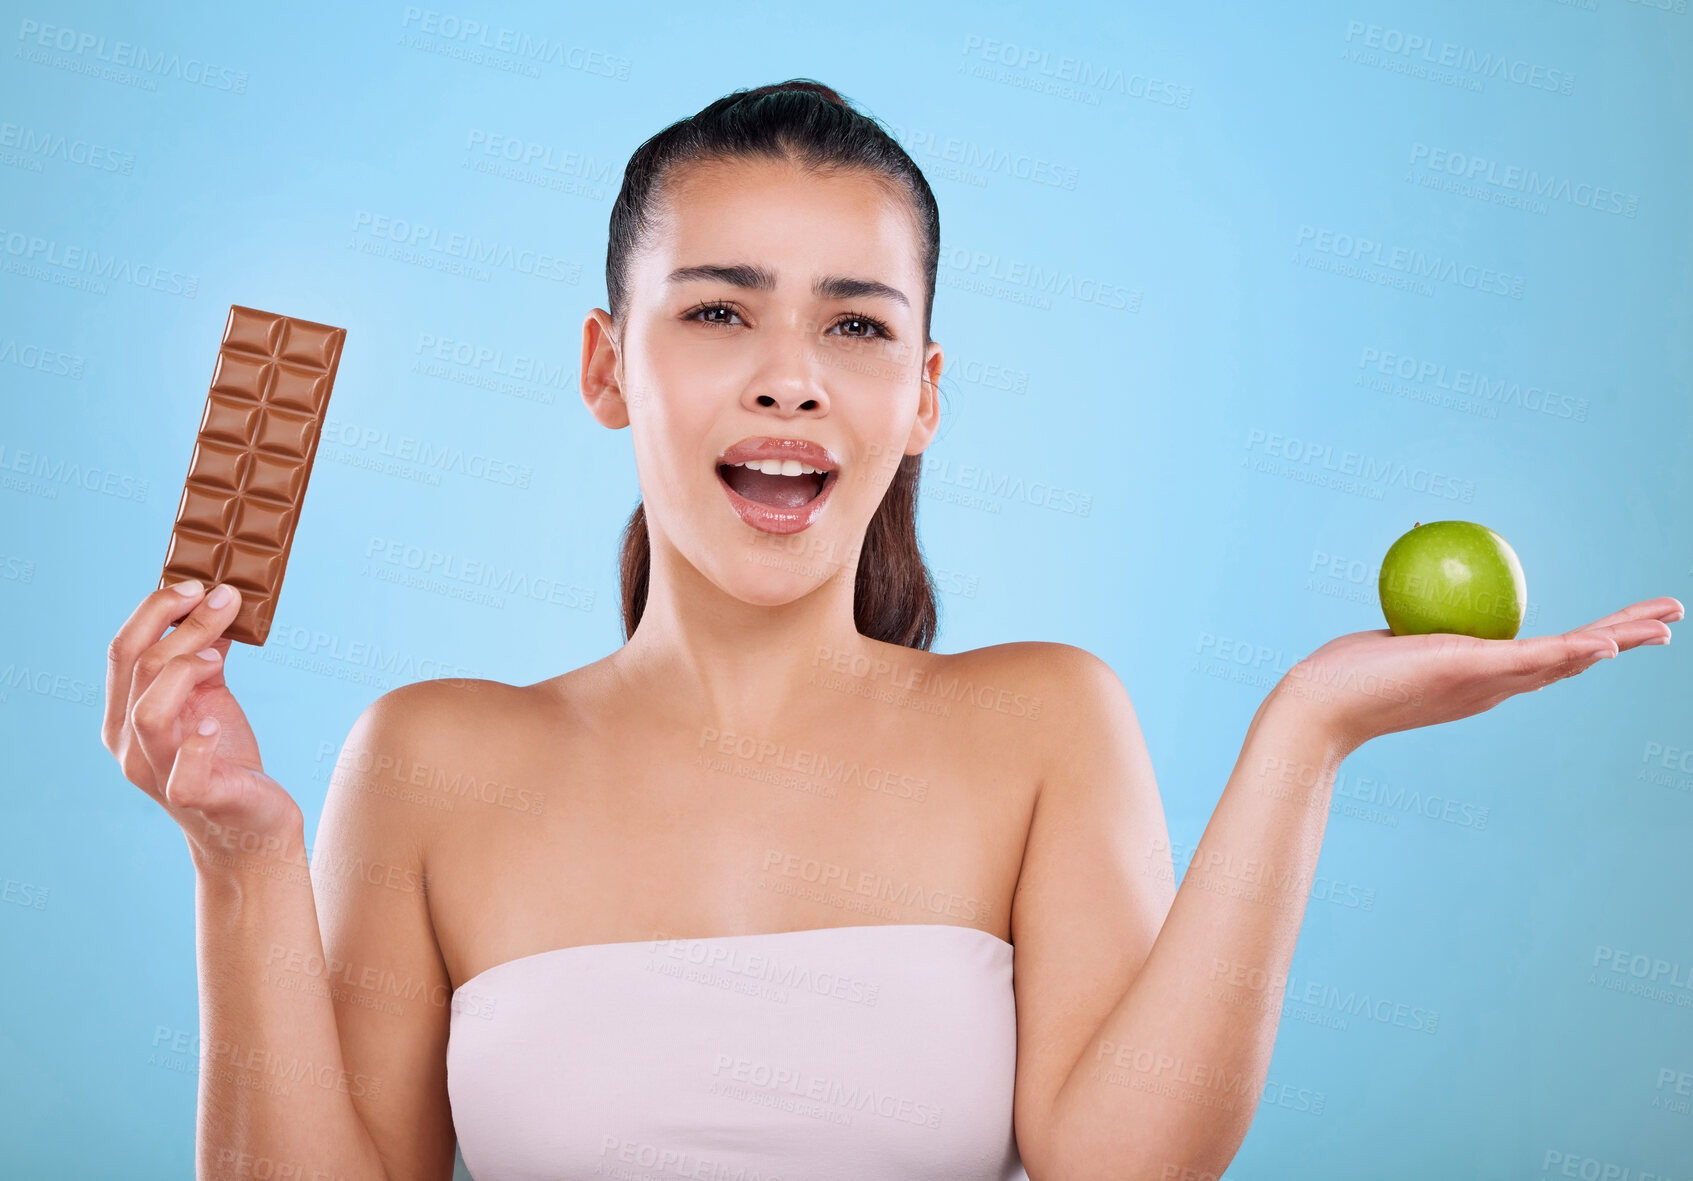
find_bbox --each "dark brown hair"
[606,79,942,651]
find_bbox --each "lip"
[715,436,839,535]
[716,436,840,472]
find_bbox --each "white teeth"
[730,458,825,476]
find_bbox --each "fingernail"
[196,716,219,735]
[1645,636,1670,646]
[196,647,221,661]
[206,584,233,609]
[171,579,205,598]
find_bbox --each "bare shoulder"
[349,674,539,733]
[943,638,1121,677]
[350,666,596,748]
[321,679,488,852]
[939,639,1135,722]
[933,641,1148,816]
[324,673,575,847]
[308,673,563,1181]
[338,676,534,780]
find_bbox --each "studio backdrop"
[2,1,1689,1177]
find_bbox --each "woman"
[103,80,1679,1181]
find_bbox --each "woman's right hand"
[103,580,304,869]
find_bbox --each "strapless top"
[446,922,1029,1181]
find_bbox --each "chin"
[710,544,847,605]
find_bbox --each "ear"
[580,308,630,430]
[903,340,944,456]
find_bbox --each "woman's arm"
[1024,682,1343,1181]
[1012,598,1680,1181]
[189,686,458,1181]
[190,818,398,1180]
[103,583,453,1181]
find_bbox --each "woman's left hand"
[1278,596,1684,757]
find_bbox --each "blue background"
[2,0,1690,1176]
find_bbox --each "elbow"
[1033,1110,1255,1181]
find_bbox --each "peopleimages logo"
[0,122,135,173]
[0,227,199,297]
[1408,144,1639,218]
[938,241,1139,312]
[959,33,1193,107]
[1356,347,1589,422]
[883,120,1080,191]
[351,211,581,283]
[413,333,574,391]
[0,440,149,501]
[462,129,617,186]
[15,18,251,92]
[1341,21,1575,95]
[0,339,84,379]
[398,7,631,79]
[1296,225,1525,300]
[1243,428,1477,503]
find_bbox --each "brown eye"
[830,313,891,339]
[687,302,744,326]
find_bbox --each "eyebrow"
[666,263,910,309]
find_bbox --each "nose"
[747,385,825,414]
[741,326,830,416]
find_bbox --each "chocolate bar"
[158,305,347,645]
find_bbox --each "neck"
[612,526,872,729]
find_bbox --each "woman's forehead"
[647,160,919,285]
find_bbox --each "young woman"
[104,81,1679,1181]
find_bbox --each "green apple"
[1378,520,1527,639]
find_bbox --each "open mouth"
[714,458,838,535]
[717,461,831,508]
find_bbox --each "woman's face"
[583,156,943,608]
